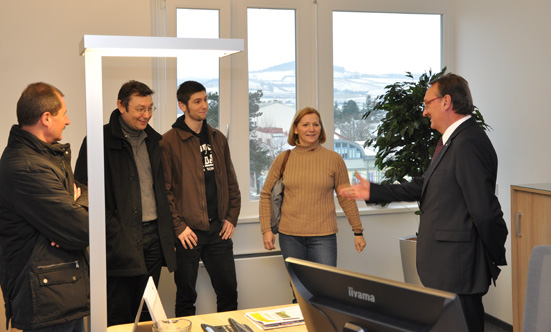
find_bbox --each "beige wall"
[0,0,155,158]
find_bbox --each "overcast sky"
[333,12,441,75]
[176,9,441,79]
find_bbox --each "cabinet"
[510,184,551,332]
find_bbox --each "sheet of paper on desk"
[245,306,304,330]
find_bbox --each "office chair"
[522,245,551,332]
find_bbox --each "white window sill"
[237,201,418,224]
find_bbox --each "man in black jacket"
[0,82,90,331]
[75,80,177,326]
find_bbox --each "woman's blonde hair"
[287,106,326,146]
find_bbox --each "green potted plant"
[363,67,490,285]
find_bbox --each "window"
[176,8,220,128]
[247,8,297,200]
[165,0,450,217]
[332,12,441,183]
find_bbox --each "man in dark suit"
[340,73,508,332]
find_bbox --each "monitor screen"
[285,258,468,332]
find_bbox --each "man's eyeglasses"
[128,105,156,114]
[422,96,442,110]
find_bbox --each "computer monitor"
[285,258,468,332]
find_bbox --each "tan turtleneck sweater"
[259,142,363,236]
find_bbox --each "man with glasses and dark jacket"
[75,80,177,326]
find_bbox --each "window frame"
[316,0,454,153]
[164,0,232,134]
[161,0,453,218]
[230,0,316,217]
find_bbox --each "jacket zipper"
[37,260,79,270]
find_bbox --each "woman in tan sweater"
[259,107,366,267]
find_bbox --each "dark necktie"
[432,138,443,160]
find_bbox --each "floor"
[485,314,513,332]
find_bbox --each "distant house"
[255,127,289,152]
[256,102,297,129]
[252,102,295,156]
[334,132,381,182]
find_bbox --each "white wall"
[453,0,551,324]
[0,0,155,155]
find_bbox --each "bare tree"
[335,119,374,141]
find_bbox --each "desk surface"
[107,304,307,332]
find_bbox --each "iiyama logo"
[348,287,375,303]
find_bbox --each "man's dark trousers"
[174,219,238,317]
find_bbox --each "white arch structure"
[80,35,243,331]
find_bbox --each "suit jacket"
[369,118,508,295]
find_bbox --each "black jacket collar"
[107,109,162,147]
[8,124,69,157]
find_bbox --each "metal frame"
[81,34,243,331]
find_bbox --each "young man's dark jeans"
[174,219,238,317]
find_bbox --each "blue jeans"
[279,233,337,267]
[24,318,85,332]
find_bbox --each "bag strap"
[279,150,291,178]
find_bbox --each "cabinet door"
[512,189,551,332]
